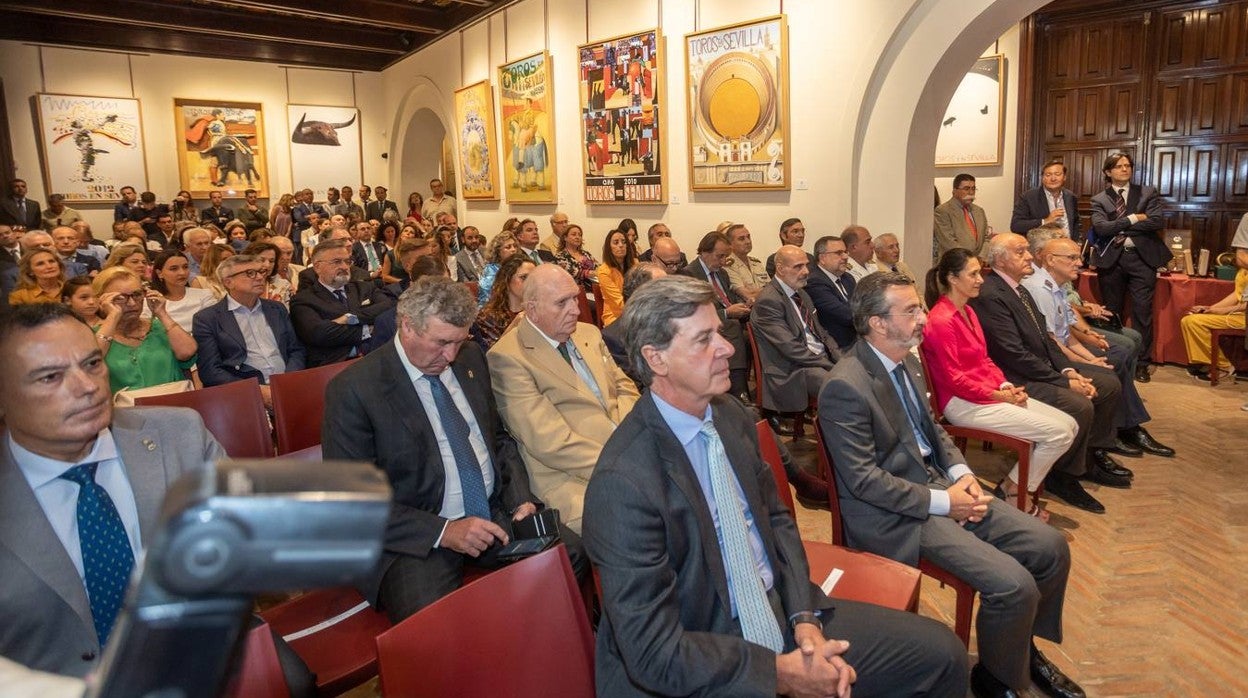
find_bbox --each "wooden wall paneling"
[1077,87,1108,141]
[1223,144,1248,202]
[1229,72,1248,133]
[1157,9,1196,72]
[1195,5,1236,70]
[1186,144,1221,202]
[1072,150,1107,197]
[1108,84,1139,140]
[1221,210,1247,252]
[1154,79,1190,138]
[1235,2,1248,65]
[1081,25,1114,79]
[1046,89,1079,141]
[1152,145,1184,200]
[1189,75,1229,136]
[1111,15,1147,77]
[1047,24,1081,83]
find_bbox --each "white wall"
[0,42,387,236]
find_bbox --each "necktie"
[423,375,491,519]
[699,423,784,652]
[791,293,814,331]
[60,463,135,646]
[557,341,573,366]
[529,250,541,265]
[364,243,379,270]
[710,272,731,307]
[18,199,26,217]
[963,206,978,242]
[1114,188,1127,218]
[1016,285,1044,332]
[890,365,933,455]
[833,275,849,301]
[333,288,348,306]
[471,250,483,273]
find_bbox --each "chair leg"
[952,583,974,648]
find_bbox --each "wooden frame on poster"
[452,80,501,201]
[34,92,149,204]
[173,98,269,198]
[935,54,1005,168]
[685,15,790,191]
[577,28,666,204]
[498,51,558,205]
[286,104,363,202]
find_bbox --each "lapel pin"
[142,438,156,451]
[467,369,475,380]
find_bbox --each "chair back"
[376,545,593,697]
[812,418,846,546]
[914,348,948,421]
[225,623,289,698]
[135,378,273,458]
[463,280,480,300]
[271,360,356,455]
[745,323,766,411]
[590,281,605,327]
[577,286,596,326]
[755,420,796,515]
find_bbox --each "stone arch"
[389,76,453,209]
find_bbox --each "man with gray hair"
[872,233,914,279]
[192,254,304,406]
[539,211,569,254]
[323,276,583,622]
[487,264,639,533]
[584,274,968,698]
[290,238,393,367]
[602,261,666,384]
[819,271,1081,698]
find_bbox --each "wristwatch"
[789,611,821,630]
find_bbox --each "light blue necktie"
[700,423,784,652]
[891,364,933,455]
[423,375,491,520]
[60,463,135,646]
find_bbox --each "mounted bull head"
[291,112,357,146]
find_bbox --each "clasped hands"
[776,624,856,698]
[948,474,991,526]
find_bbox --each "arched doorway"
[399,108,446,207]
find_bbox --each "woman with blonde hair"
[476,230,520,306]
[8,249,67,305]
[103,242,152,280]
[270,193,295,241]
[189,243,235,300]
[92,266,198,394]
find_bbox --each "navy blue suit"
[804,267,857,349]
[192,296,306,386]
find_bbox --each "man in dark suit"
[970,233,1131,515]
[515,218,557,264]
[583,275,968,698]
[681,231,751,399]
[323,277,584,622]
[1010,160,1082,242]
[349,221,387,280]
[764,217,816,278]
[290,239,393,367]
[192,254,306,406]
[818,272,1083,698]
[291,189,328,262]
[112,186,138,223]
[0,179,41,232]
[198,190,233,230]
[804,235,858,349]
[1089,152,1170,378]
[364,185,399,222]
[0,304,224,676]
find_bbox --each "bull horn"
[327,113,357,129]
[296,113,308,128]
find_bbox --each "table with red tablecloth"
[1076,272,1235,364]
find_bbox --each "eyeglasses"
[115,290,148,305]
[657,258,681,269]
[316,257,352,267]
[227,268,265,279]
[887,306,928,318]
[957,186,978,192]
[1050,253,1082,262]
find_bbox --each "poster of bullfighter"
[287,104,362,202]
[174,99,269,198]
[35,93,148,204]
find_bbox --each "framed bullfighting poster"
[34,93,149,204]
[499,51,557,204]
[685,16,789,191]
[287,104,362,202]
[174,99,269,198]
[452,81,501,201]
[578,29,665,204]
[935,55,1005,167]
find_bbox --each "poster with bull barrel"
[175,99,269,198]
[287,104,363,203]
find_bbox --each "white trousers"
[940,395,1078,492]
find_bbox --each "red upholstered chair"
[225,623,289,698]
[745,323,813,437]
[463,280,480,300]
[757,421,920,612]
[271,360,356,455]
[577,286,597,326]
[259,587,392,696]
[590,281,606,327]
[135,377,274,459]
[813,419,975,646]
[376,545,593,697]
[285,444,323,461]
[915,352,1034,511]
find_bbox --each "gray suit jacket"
[750,279,839,412]
[454,248,484,282]
[0,407,225,676]
[583,393,830,697]
[933,197,989,260]
[818,340,963,566]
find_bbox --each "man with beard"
[290,239,393,367]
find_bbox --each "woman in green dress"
[92,266,198,394]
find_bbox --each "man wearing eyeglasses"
[290,239,394,367]
[192,254,305,406]
[934,173,990,260]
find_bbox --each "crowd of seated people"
[5,160,1247,698]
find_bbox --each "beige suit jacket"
[933,197,989,260]
[487,319,639,531]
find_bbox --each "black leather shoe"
[1044,475,1106,514]
[970,663,1018,698]
[767,415,794,436]
[1101,443,1136,476]
[1123,426,1175,458]
[1085,452,1132,488]
[1105,436,1143,458]
[1134,364,1151,383]
[1031,647,1086,698]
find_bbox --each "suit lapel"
[517,321,588,396]
[111,410,172,543]
[220,305,247,356]
[0,437,95,636]
[856,342,924,464]
[572,326,612,412]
